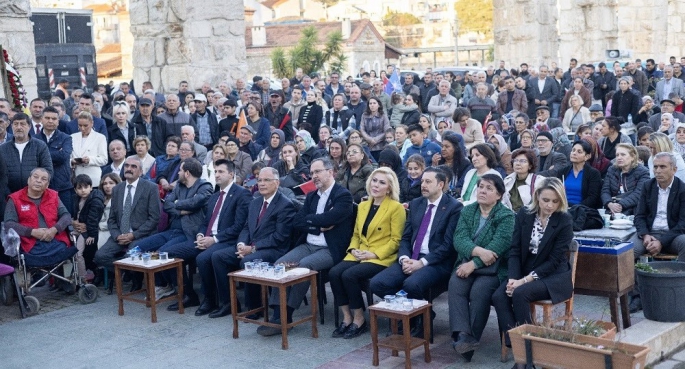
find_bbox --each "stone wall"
[129,0,248,94]
[558,0,618,64]
[0,0,38,102]
[493,0,558,69]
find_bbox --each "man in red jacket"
[4,167,73,267]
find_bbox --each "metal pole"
[454,15,459,66]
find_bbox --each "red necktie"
[256,201,268,225]
[205,191,225,236]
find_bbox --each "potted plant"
[571,318,616,340]
[508,324,649,369]
[636,261,685,322]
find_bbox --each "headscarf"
[264,129,285,160]
[489,133,508,156]
[296,130,315,151]
[550,127,571,151]
[486,121,502,138]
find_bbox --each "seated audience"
[601,144,650,216]
[336,143,374,203]
[460,144,502,205]
[503,148,546,212]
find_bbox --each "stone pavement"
[0,276,650,369]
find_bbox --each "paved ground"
[0,274,649,369]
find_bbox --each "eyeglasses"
[179,148,192,152]
[257,178,277,183]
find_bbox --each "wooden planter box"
[594,321,617,340]
[509,325,649,369]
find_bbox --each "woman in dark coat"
[601,143,650,215]
[298,92,324,140]
[610,77,641,122]
[541,140,603,209]
[492,177,575,355]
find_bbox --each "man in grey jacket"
[0,113,53,193]
[535,131,567,173]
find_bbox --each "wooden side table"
[369,301,432,369]
[113,258,184,323]
[229,269,318,350]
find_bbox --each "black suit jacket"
[634,177,685,247]
[198,184,251,244]
[508,210,574,304]
[108,122,141,157]
[293,183,355,264]
[530,77,559,104]
[238,191,296,252]
[399,195,462,268]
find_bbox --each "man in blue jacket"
[403,124,441,166]
[38,106,74,213]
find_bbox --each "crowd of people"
[2,56,685,365]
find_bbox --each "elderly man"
[4,168,73,267]
[136,158,213,302]
[0,113,54,194]
[190,94,219,150]
[536,131,567,173]
[158,94,197,138]
[131,97,169,157]
[626,61,649,96]
[534,106,562,131]
[209,167,296,317]
[655,66,685,104]
[497,76,528,115]
[101,140,126,178]
[370,168,462,337]
[257,158,354,334]
[181,125,208,164]
[94,156,160,292]
[630,152,685,312]
[38,106,74,213]
[648,99,685,131]
[372,79,392,112]
[465,82,496,124]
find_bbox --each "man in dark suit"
[39,106,74,213]
[630,152,685,312]
[257,158,354,335]
[162,160,251,315]
[100,140,126,179]
[528,66,559,118]
[94,156,161,292]
[62,93,109,140]
[369,168,462,335]
[210,167,296,316]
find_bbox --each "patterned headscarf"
[296,130,315,150]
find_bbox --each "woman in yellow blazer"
[329,167,406,339]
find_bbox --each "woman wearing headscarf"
[487,133,512,174]
[256,129,285,167]
[549,127,572,159]
[485,121,502,141]
[295,130,324,166]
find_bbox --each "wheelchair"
[4,226,99,318]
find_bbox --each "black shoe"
[92,270,103,287]
[122,271,132,283]
[461,350,475,362]
[245,311,264,320]
[344,321,368,339]
[168,294,200,311]
[257,319,291,336]
[332,322,351,338]
[629,296,642,313]
[105,278,114,295]
[410,322,424,338]
[130,274,143,292]
[452,333,480,354]
[195,299,217,316]
[209,304,233,318]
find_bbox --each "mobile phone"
[74,157,84,164]
[245,178,257,187]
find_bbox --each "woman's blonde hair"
[614,143,639,170]
[365,167,400,202]
[649,132,673,153]
[212,144,229,159]
[527,177,569,214]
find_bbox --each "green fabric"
[453,201,515,281]
[462,173,479,202]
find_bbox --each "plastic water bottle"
[627,114,633,125]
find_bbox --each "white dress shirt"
[306,184,333,247]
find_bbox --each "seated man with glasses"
[256,158,355,335]
[535,131,567,173]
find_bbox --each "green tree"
[382,11,421,27]
[271,26,347,78]
[454,0,493,40]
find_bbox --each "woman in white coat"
[71,111,108,186]
[502,148,546,213]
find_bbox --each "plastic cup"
[244,262,255,275]
[159,252,169,261]
[403,298,413,311]
[274,264,285,277]
[142,253,151,265]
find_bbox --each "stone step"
[619,319,685,365]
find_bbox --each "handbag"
[460,213,501,276]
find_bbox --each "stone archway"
[128,0,248,94]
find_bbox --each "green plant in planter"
[572,318,609,337]
[636,263,656,273]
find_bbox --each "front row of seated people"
[10,153,685,360]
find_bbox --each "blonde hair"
[614,143,639,170]
[77,111,93,122]
[112,103,130,120]
[527,177,569,214]
[649,132,673,153]
[365,167,400,202]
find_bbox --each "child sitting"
[400,154,425,204]
[72,175,105,283]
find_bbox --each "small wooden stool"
[114,258,184,323]
[653,253,678,261]
[369,301,431,369]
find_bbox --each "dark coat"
[634,177,685,247]
[39,130,73,192]
[298,103,324,137]
[73,188,105,239]
[163,178,214,240]
[508,209,574,304]
[536,151,568,174]
[601,165,650,214]
[108,121,141,157]
[238,191,296,253]
[593,71,616,102]
[293,183,355,264]
[549,163,602,208]
[131,113,170,157]
[198,184,251,244]
[0,138,54,193]
[400,195,462,269]
[400,109,421,126]
[191,110,220,146]
[610,89,641,122]
[325,108,355,135]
